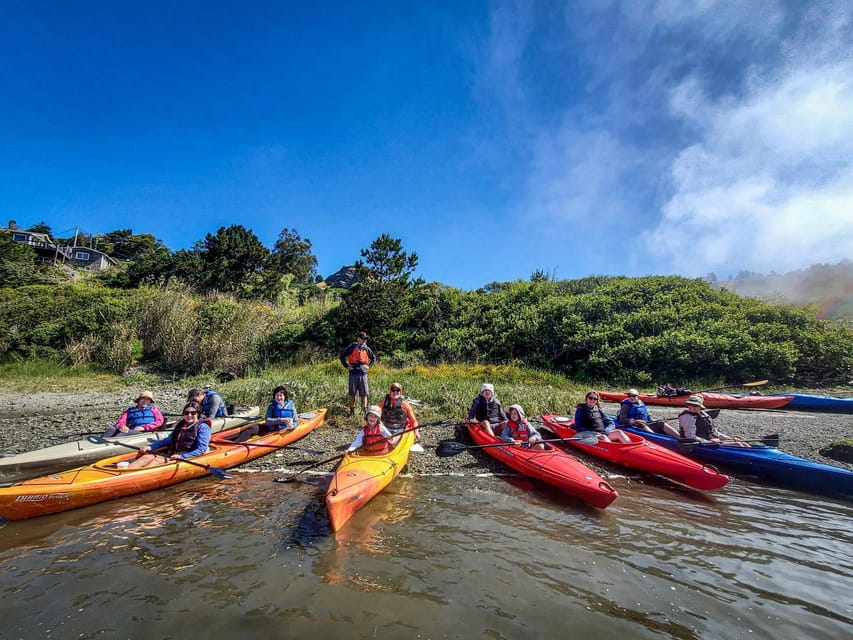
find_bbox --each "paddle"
[87,436,232,479]
[48,430,106,441]
[700,380,769,393]
[273,420,452,483]
[677,433,780,449]
[436,431,600,457]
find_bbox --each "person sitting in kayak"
[128,402,211,468]
[498,404,545,450]
[102,390,165,437]
[229,384,299,443]
[467,383,506,437]
[657,383,692,397]
[574,391,632,443]
[616,389,679,438]
[381,382,419,442]
[188,388,229,419]
[678,396,746,445]
[346,405,396,455]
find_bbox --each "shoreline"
[1,385,851,482]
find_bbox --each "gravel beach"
[1,385,851,484]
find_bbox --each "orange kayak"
[598,391,794,410]
[0,409,326,521]
[325,428,415,532]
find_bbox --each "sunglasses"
[586,396,599,401]
[390,388,402,392]
[183,410,198,416]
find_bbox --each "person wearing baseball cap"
[616,388,679,438]
[103,390,165,437]
[339,331,376,417]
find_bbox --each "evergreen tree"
[273,227,318,284]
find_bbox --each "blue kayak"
[766,393,853,413]
[623,426,853,499]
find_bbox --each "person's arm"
[495,401,506,422]
[289,401,299,426]
[347,430,365,452]
[526,421,542,440]
[146,406,165,430]
[265,402,283,427]
[114,409,130,429]
[205,394,224,419]
[467,397,479,421]
[177,422,211,459]
[146,433,172,452]
[367,347,376,367]
[616,403,631,425]
[498,422,514,442]
[573,405,585,429]
[402,402,417,429]
[339,344,353,367]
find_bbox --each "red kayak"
[598,391,794,410]
[540,415,730,491]
[466,422,618,509]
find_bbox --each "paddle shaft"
[94,437,231,478]
[274,420,449,483]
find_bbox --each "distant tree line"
[1,224,852,385]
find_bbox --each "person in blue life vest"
[467,383,506,437]
[227,384,299,443]
[102,390,165,437]
[498,404,545,450]
[128,402,211,468]
[346,405,396,455]
[339,331,376,417]
[573,390,632,443]
[188,388,229,419]
[616,388,680,438]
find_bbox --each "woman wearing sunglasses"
[573,391,632,444]
[128,402,211,468]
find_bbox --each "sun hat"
[626,388,640,396]
[366,405,383,419]
[135,390,154,403]
[685,395,706,409]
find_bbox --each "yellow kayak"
[325,429,415,531]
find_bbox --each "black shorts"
[647,420,667,434]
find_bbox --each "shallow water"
[0,471,851,639]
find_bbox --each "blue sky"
[2,1,851,289]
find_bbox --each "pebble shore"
[1,386,851,482]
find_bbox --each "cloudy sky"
[2,1,851,287]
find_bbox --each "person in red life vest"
[467,383,506,437]
[339,331,376,417]
[102,390,165,437]
[128,402,211,468]
[381,382,419,442]
[498,404,545,450]
[346,405,395,455]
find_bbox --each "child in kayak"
[346,405,396,455]
[467,383,506,437]
[498,404,545,450]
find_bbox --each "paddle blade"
[568,432,600,445]
[761,433,780,448]
[436,440,468,457]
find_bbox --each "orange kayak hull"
[598,391,794,410]
[0,409,327,520]
[325,429,414,532]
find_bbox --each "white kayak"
[0,406,261,484]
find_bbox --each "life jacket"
[504,418,534,442]
[361,423,391,455]
[202,391,226,418]
[268,400,296,420]
[576,403,607,432]
[347,346,370,365]
[381,395,407,429]
[472,396,503,423]
[678,411,715,439]
[168,419,210,454]
[126,405,157,429]
[620,398,650,422]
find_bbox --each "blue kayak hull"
[767,393,853,413]
[623,427,853,499]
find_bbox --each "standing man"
[339,331,376,417]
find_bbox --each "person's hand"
[170,454,183,460]
[139,446,151,454]
[118,426,129,433]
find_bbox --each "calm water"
[0,471,851,640]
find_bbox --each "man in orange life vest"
[339,331,376,417]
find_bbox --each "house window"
[12,233,29,242]
[74,251,90,261]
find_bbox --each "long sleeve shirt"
[148,421,212,459]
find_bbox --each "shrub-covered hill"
[1,275,851,386]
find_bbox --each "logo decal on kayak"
[15,493,71,502]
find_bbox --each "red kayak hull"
[540,415,729,491]
[598,391,794,410]
[466,423,618,509]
